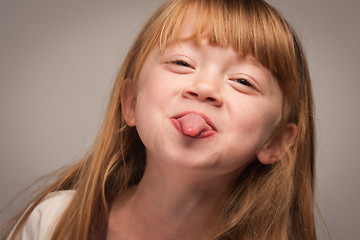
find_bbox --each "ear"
[120,78,136,126]
[257,123,297,165]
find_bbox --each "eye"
[229,76,259,93]
[171,59,194,69]
[233,78,254,88]
[165,58,195,74]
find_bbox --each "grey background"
[1,0,359,239]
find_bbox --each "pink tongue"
[178,113,212,137]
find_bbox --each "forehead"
[175,8,200,40]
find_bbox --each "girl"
[4,0,316,239]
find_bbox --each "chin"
[161,146,221,170]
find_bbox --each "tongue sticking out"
[177,113,214,137]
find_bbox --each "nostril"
[183,87,223,106]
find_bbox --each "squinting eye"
[234,78,253,87]
[172,60,193,68]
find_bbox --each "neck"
[108,160,237,240]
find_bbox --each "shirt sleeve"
[7,190,74,240]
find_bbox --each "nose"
[182,78,223,107]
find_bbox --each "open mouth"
[171,112,217,138]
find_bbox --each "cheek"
[133,75,176,143]
[224,100,281,157]
[136,66,179,104]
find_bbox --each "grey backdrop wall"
[1,0,359,239]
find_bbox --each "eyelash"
[171,59,194,69]
[230,77,258,91]
[234,78,253,87]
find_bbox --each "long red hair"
[5,1,315,239]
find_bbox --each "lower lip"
[170,118,217,139]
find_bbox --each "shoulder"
[8,190,75,240]
[34,190,75,216]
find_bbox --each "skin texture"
[108,12,289,240]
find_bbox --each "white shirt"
[8,190,75,240]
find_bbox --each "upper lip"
[171,111,217,132]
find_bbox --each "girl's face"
[124,14,284,180]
